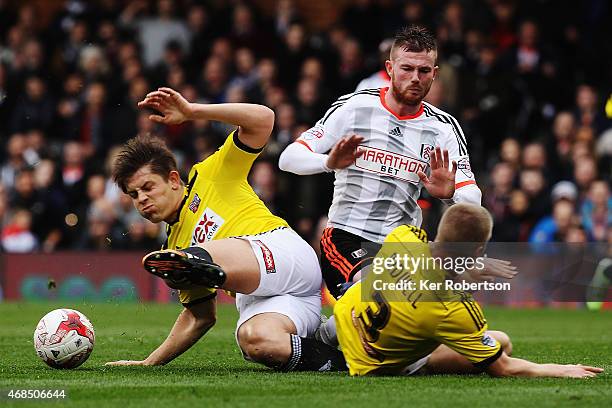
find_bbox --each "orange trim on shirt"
[379,87,424,120]
[455,180,477,189]
[296,139,313,152]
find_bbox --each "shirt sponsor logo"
[457,157,473,178]
[420,143,434,161]
[355,145,427,183]
[253,240,276,274]
[301,125,325,140]
[191,208,224,244]
[188,193,201,213]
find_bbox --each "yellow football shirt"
[164,129,288,304]
[334,225,501,376]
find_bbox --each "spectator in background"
[519,168,549,226]
[355,38,392,91]
[79,45,110,84]
[278,23,313,89]
[79,82,110,156]
[1,133,29,189]
[61,141,87,208]
[581,180,611,242]
[75,198,115,251]
[547,111,576,181]
[574,84,609,135]
[198,56,229,103]
[119,0,189,68]
[529,182,578,243]
[485,162,515,241]
[11,76,54,133]
[274,0,300,38]
[1,208,37,252]
[186,4,215,68]
[229,2,271,56]
[573,156,598,202]
[498,138,521,171]
[56,72,85,140]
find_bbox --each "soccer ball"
[33,308,95,369]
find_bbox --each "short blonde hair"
[436,204,493,244]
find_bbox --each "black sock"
[280,334,347,372]
[183,246,214,262]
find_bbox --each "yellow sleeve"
[435,301,502,368]
[178,287,217,306]
[198,129,263,181]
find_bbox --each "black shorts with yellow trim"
[319,227,381,299]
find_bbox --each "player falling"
[106,88,344,372]
[334,204,603,378]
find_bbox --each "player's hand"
[104,360,151,367]
[480,257,518,280]
[558,364,603,378]
[326,134,365,170]
[137,87,193,125]
[417,147,456,199]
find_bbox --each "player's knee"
[489,330,512,356]
[238,324,284,365]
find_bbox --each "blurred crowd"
[0,0,610,253]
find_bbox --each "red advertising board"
[0,252,236,303]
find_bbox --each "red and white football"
[33,308,95,369]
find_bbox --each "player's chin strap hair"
[278,334,347,372]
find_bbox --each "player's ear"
[432,65,439,80]
[168,170,181,189]
[385,59,393,77]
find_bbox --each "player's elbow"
[259,106,275,136]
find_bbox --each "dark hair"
[112,136,178,193]
[392,25,437,56]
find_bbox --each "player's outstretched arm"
[105,298,217,366]
[486,352,603,378]
[279,134,365,175]
[138,87,274,150]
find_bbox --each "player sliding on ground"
[105,87,345,372]
[333,204,603,378]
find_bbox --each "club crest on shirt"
[191,208,225,244]
[420,143,435,161]
[457,157,473,178]
[188,193,201,213]
[351,248,367,259]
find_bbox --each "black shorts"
[319,227,381,299]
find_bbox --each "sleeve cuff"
[233,128,264,154]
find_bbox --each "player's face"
[386,49,438,106]
[125,165,181,223]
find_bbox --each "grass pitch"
[0,302,610,408]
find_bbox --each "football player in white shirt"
[280,25,490,298]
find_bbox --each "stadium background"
[0,0,610,304]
